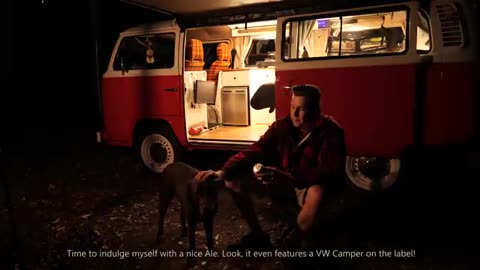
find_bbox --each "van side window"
[417,10,431,53]
[282,7,408,60]
[113,33,175,70]
[245,39,275,66]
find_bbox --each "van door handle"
[165,88,178,92]
[281,85,292,96]
[282,80,293,89]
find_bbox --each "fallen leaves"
[115,231,124,240]
[80,213,92,219]
[133,203,145,208]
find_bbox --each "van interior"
[182,10,416,145]
[183,20,277,145]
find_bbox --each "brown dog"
[156,162,220,253]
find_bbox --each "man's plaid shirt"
[222,114,347,190]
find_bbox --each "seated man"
[195,84,346,252]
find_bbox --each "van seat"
[207,43,231,82]
[185,39,205,71]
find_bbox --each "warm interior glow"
[228,20,277,29]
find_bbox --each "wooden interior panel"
[189,124,269,142]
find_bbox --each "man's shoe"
[227,231,273,252]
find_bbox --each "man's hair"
[292,84,322,113]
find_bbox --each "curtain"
[304,28,330,57]
[297,20,316,58]
[232,36,252,69]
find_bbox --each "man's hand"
[194,170,222,183]
[254,166,294,184]
[253,166,275,183]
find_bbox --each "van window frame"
[280,5,411,62]
[113,32,177,71]
[417,9,432,54]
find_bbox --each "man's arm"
[221,122,279,179]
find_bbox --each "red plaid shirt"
[222,114,346,189]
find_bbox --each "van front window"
[113,33,175,71]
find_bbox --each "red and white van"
[100,0,476,190]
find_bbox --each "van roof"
[121,0,300,15]
[121,19,179,35]
[121,0,415,28]
[121,0,412,16]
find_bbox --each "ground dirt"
[0,135,476,270]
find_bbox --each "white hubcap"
[346,156,400,191]
[140,134,174,173]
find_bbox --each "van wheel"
[345,156,400,191]
[139,127,180,173]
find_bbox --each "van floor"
[189,124,270,142]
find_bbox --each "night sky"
[1,0,170,150]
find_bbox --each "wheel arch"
[132,118,177,149]
[134,118,184,173]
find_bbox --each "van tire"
[345,156,400,192]
[138,126,181,173]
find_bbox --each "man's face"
[290,95,312,128]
